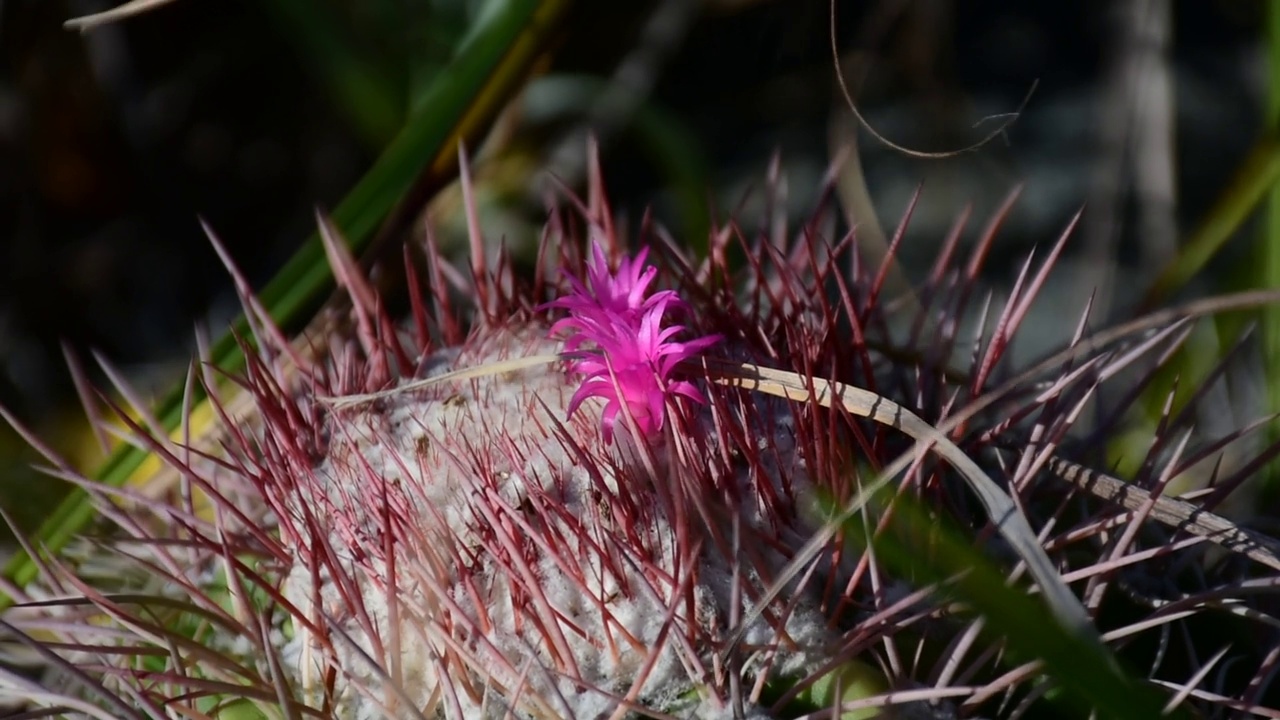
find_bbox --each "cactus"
[2,154,1278,719]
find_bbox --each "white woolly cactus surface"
[280,325,829,718]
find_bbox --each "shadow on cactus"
[2,153,1280,718]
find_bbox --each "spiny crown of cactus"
[2,152,1279,719]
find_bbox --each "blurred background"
[0,0,1268,532]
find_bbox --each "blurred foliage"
[847,486,1181,719]
[1263,0,1280,505]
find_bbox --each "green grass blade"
[1262,0,1280,503]
[1141,133,1280,310]
[3,0,573,603]
[1137,5,1280,499]
[848,487,1181,719]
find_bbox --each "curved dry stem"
[730,287,1280,666]
[319,346,1094,646]
[63,0,180,32]
[319,354,567,409]
[828,0,1037,159]
[702,359,1094,652]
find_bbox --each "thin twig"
[705,359,1095,650]
[1041,455,1280,573]
[829,0,1037,159]
[322,350,1092,639]
[64,0,179,32]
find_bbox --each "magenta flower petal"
[541,239,720,443]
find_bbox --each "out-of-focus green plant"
[1262,0,1280,501]
[1142,136,1280,312]
[845,485,1183,720]
[1131,4,1280,495]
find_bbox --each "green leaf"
[845,486,1183,719]
[1260,0,1280,504]
[1141,133,1280,310]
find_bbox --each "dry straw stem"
[698,359,1097,646]
[63,0,180,32]
[328,306,1280,646]
[1041,455,1280,572]
[827,0,1036,160]
[322,354,567,410]
[720,286,1280,659]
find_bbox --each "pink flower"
[542,240,719,443]
[545,240,678,350]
